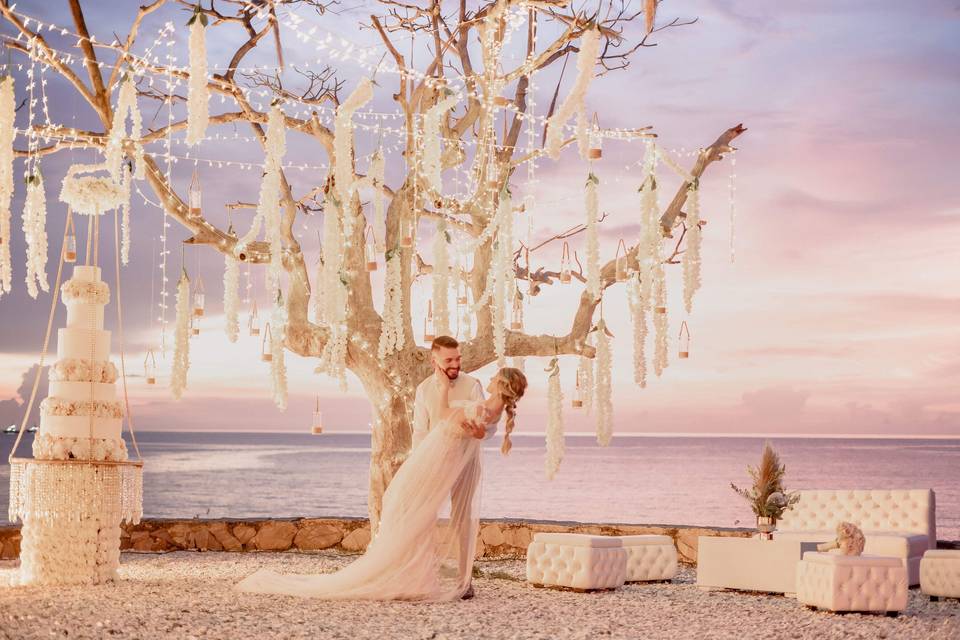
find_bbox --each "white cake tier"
[39,414,122,440]
[31,432,128,462]
[65,301,105,330]
[48,380,116,403]
[57,327,111,361]
[71,265,102,282]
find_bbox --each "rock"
[167,523,194,549]
[341,527,371,552]
[480,525,505,547]
[294,523,343,551]
[675,528,698,563]
[208,523,242,552]
[501,527,532,552]
[233,524,257,546]
[253,521,297,551]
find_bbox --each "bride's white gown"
[236,401,495,601]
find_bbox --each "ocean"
[1,432,957,540]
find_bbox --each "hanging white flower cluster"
[627,275,648,388]
[318,192,348,387]
[544,26,601,160]
[491,188,514,365]
[170,271,191,400]
[585,173,601,299]
[270,291,288,410]
[23,172,49,299]
[263,104,286,292]
[378,248,404,360]
[106,76,144,180]
[652,259,669,377]
[334,77,373,235]
[311,251,324,325]
[431,219,451,336]
[120,164,132,265]
[545,358,565,480]
[421,91,458,194]
[578,331,596,413]
[223,251,240,343]
[0,75,14,297]
[682,182,702,314]
[59,164,126,216]
[186,11,209,146]
[594,322,613,446]
[369,150,386,251]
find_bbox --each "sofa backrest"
[778,489,936,547]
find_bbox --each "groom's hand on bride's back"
[460,420,485,439]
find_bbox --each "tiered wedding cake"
[32,265,128,462]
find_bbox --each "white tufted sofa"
[526,533,627,591]
[796,552,907,614]
[920,550,960,600]
[775,489,936,586]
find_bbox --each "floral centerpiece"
[730,442,800,539]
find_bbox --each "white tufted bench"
[775,489,936,586]
[796,552,907,615]
[920,549,960,601]
[526,533,627,591]
[619,535,677,582]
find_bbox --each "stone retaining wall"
[1,518,956,563]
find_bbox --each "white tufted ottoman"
[619,535,678,582]
[526,533,626,591]
[920,550,960,601]
[796,552,907,615]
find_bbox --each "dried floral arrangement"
[730,441,800,520]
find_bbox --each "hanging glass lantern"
[679,320,690,359]
[364,225,378,271]
[144,349,157,385]
[261,322,273,362]
[193,274,206,316]
[191,313,200,336]
[189,168,202,218]
[311,397,323,434]
[400,217,414,248]
[248,300,260,336]
[572,369,584,408]
[560,241,572,284]
[423,300,435,343]
[588,113,603,160]
[510,293,523,331]
[655,280,667,314]
[615,238,628,282]
[64,210,77,263]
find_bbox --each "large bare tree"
[1,0,744,528]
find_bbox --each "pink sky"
[0,1,957,436]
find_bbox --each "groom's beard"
[444,367,460,380]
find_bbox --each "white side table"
[696,536,819,596]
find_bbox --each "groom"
[412,335,488,598]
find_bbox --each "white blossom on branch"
[545,26,601,160]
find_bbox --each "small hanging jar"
[261,322,273,362]
[588,113,603,160]
[655,280,667,314]
[191,313,200,336]
[188,167,202,218]
[423,300,435,343]
[64,210,77,263]
[678,320,690,359]
[615,238,628,282]
[248,299,260,336]
[400,216,414,248]
[560,242,572,284]
[144,349,157,385]
[364,225,378,271]
[311,397,323,434]
[193,274,206,316]
[572,369,584,408]
[510,293,523,331]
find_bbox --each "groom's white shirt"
[412,373,488,449]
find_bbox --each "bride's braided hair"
[497,367,528,455]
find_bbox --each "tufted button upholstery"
[526,533,627,590]
[796,552,907,613]
[618,535,678,582]
[920,550,960,599]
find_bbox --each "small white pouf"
[921,549,960,601]
[526,533,626,591]
[619,535,678,582]
[796,552,907,615]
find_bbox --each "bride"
[236,366,528,601]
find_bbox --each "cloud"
[740,386,810,417]
[0,365,48,429]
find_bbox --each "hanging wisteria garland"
[431,219,451,336]
[378,247,404,360]
[319,191,348,388]
[0,75,13,297]
[544,357,565,480]
[270,289,288,409]
[544,26,601,160]
[421,91,458,194]
[491,187,514,365]
[579,332,595,413]
[594,321,613,446]
[369,150,386,251]
[106,76,144,181]
[186,10,209,146]
[170,269,191,400]
[223,249,240,343]
[682,181,702,313]
[23,171,49,299]
[627,274,648,388]
[333,77,373,229]
[584,173,601,299]
[119,163,132,265]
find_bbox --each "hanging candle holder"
[188,167,202,219]
[510,292,523,331]
[311,397,323,434]
[615,238,628,282]
[400,216,414,248]
[572,369,584,408]
[248,299,260,336]
[588,113,603,160]
[423,300,435,343]
[261,322,273,362]
[560,242,572,284]
[193,274,206,316]
[679,321,691,359]
[63,209,78,263]
[144,349,157,385]
[190,313,200,337]
[364,225,378,271]
[655,280,667,314]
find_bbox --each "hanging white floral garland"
[170,270,191,400]
[369,150,386,251]
[319,191,348,387]
[120,163,132,265]
[652,260,669,377]
[422,91,458,194]
[270,289,288,410]
[579,332,596,413]
[311,249,324,325]
[106,76,145,180]
[682,182,702,314]
[585,172,601,299]
[0,75,14,297]
[23,171,49,299]
[262,104,286,293]
[544,26,601,160]
[378,247,404,360]
[545,358,565,480]
[431,219,451,336]
[595,321,613,446]
[186,10,209,146]
[492,187,514,365]
[627,275,648,388]
[334,77,374,236]
[223,249,240,343]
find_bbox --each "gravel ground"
[1,552,958,640]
